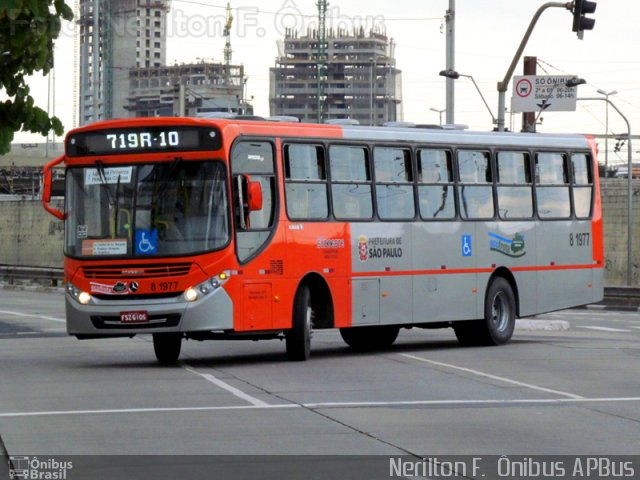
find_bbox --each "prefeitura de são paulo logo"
[358,235,369,262]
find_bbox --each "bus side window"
[373,147,415,220]
[329,145,373,220]
[496,151,533,219]
[284,144,329,220]
[231,141,276,262]
[572,153,593,219]
[457,150,494,219]
[417,149,455,220]
[535,152,570,219]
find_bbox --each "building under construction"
[269,27,403,125]
[126,62,249,118]
[78,0,170,125]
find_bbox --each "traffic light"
[572,0,596,38]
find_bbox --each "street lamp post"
[430,107,446,126]
[439,70,497,127]
[578,96,633,285]
[597,89,618,177]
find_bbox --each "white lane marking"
[0,404,297,418]
[577,326,631,333]
[3,397,640,418]
[0,310,65,323]
[182,365,269,407]
[399,353,584,400]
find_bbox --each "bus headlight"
[66,282,93,305]
[184,271,231,302]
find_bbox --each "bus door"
[230,140,278,330]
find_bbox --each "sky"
[14,0,640,166]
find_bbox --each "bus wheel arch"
[285,273,334,361]
[489,267,520,318]
[454,269,518,347]
[294,273,334,330]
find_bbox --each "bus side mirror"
[247,179,263,212]
[42,155,66,220]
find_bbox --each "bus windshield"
[64,160,229,258]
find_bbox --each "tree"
[0,0,73,155]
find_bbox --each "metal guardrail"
[0,265,63,287]
[601,286,640,310]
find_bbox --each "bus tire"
[454,277,516,346]
[153,332,182,364]
[340,325,400,351]
[285,286,313,361]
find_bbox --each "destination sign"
[66,126,222,157]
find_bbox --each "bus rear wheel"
[340,325,400,351]
[285,286,313,361]
[454,277,516,346]
[153,332,182,364]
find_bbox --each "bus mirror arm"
[42,155,66,220]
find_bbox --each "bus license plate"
[120,311,149,323]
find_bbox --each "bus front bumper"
[65,288,233,335]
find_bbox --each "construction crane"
[316,0,328,123]
[224,3,233,67]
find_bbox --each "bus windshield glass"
[64,160,229,258]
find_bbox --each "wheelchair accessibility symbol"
[135,229,158,255]
[461,235,472,257]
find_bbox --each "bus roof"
[65,117,593,151]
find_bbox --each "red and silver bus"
[42,117,603,363]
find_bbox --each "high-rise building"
[78,0,170,125]
[270,28,403,125]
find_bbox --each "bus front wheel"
[454,277,516,346]
[285,286,313,361]
[153,332,182,364]
[340,325,400,351]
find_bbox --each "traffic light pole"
[496,2,571,132]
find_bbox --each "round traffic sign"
[516,78,533,98]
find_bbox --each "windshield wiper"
[95,160,122,238]
[95,160,116,208]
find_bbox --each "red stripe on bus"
[353,264,601,277]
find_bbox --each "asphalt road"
[1,288,639,479]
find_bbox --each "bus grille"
[82,263,193,279]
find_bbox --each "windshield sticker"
[135,229,158,255]
[489,232,526,258]
[84,167,133,185]
[82,239,128,256]
[76,225,88,239]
